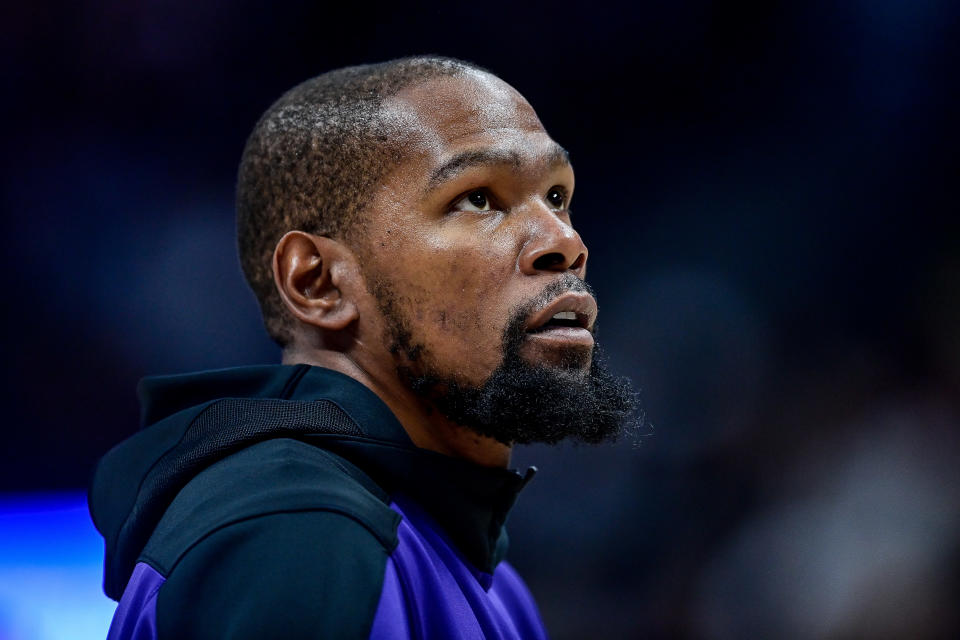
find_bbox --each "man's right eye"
[453,190,492,212]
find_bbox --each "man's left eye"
[453,190,492,212]
[546,187,566,208]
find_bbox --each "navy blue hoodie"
[89,364,547,639]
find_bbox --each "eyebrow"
[426,143,571,190]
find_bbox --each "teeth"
[551,311,577,321]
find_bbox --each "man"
[90,56,635,639]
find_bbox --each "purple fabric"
[369,497,549,640]
[368,556,412,639]
[107,562,164,640]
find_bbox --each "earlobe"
[273,231,359,331]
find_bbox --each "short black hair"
[236,55,487,346]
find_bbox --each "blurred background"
[2,1,958,638]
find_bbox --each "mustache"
[532,273,593,310]
[524,273,595,323]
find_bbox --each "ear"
[273,230,359,331]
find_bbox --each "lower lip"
[525,326,595,348]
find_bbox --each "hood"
[89,364,535,600]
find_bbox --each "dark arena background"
[2,2,959,638]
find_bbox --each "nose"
[517,207,588,278]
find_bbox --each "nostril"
[569,253,586,271]
[532,252,566,271]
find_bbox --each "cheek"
[409,257,509,338]
[436,255,510,325]
[372,219,526,364]
[398,250,517,377]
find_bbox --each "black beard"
[377,275,638,445]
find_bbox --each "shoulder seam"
[309,446,358,481]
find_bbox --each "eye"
[453,189,493,212]
[546,186,566,209]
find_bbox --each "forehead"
[389,70,545,139]
[381,71,563,179]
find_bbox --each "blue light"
[0,492,115,640]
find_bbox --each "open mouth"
[521,291,598,353]
[525,291,597,332]
[527,310,591,333]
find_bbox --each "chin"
[406,342,636,447]
[518,343,593,371]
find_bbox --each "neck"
[281,346,512,468]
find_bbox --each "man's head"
[238,56,480,344]
[237,56,635,448]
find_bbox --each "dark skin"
[273,70,593,468]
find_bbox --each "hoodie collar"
[138,364,411,445]
[285,365,537,573]
[94,364,534,593]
